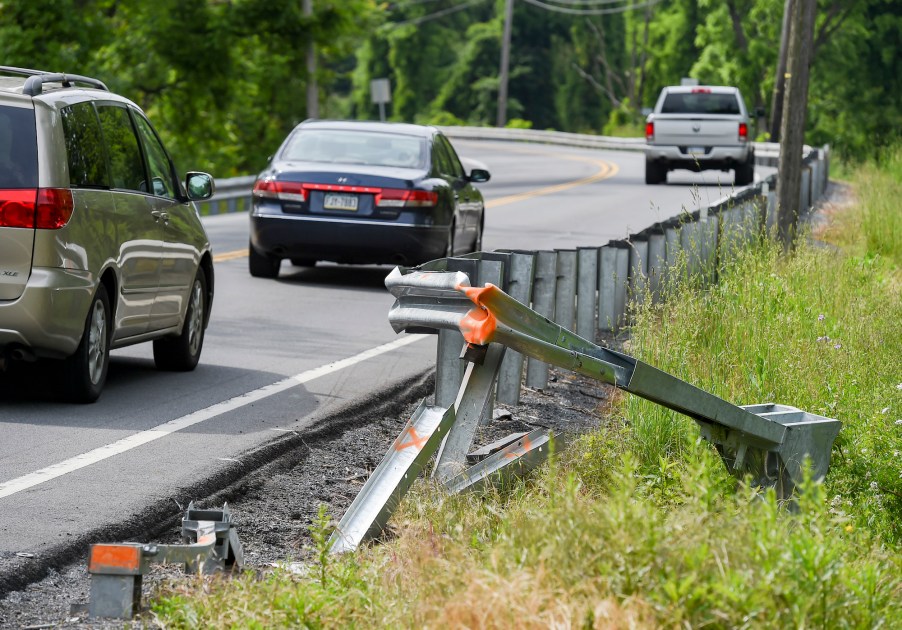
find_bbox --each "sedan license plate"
[324,193,358,211]
[688,146,706,155]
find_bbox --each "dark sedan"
[248,120,490,278]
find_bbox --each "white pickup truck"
[645,85,755,186]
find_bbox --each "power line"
[386,0,487,28]
[521,0,662,15]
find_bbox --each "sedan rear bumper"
[250,214,450,266]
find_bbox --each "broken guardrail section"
[385,266,841,500]
[88,502,243,619]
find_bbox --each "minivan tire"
[153,269,207,371]
[62,285,111,403]
[249,241,281,278]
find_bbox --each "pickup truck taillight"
[646,121,654,141]
[738,122,748,142]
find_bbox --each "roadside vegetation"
[151,155,901,626]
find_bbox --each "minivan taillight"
[738,122,748,142]
[0,189,37,228]
[35,188,74,229]
[646,122,654,141]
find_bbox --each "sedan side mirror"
[186,172,215,201]
[468,168,491,183]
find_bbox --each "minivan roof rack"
[0,65,109,96]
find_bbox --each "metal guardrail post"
[576,247,598,340]
[628,237,649,306]
[525,251,557,389]
[663,219,683,289]
[698,215,719,284]
[800,167,812,214]
[597,245,616,332]
[554,249,578,331]
[680,220,701,280]
[435,258,480,407]
[444,428,556,494]
[496,252,536,406]
[476,258,504,425]
[646,228,666,303]
[330,401,456,553]
[433,342,507,482]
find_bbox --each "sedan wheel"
[249,241,281,278]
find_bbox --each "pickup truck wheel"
[645,160,666,185]
[734,161,755,186]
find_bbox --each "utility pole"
[303,0,318,119]
[496,0,514,127]
[776,0,816,249]
[769,0,793,141]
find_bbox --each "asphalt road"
[0,140,752,592]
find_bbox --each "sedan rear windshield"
[281,129,427,169]
[661,92,741,115]
[0,105,38,189]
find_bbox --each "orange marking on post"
[89,544,141,572]
[395,427,428,452]
[504,435,533,459]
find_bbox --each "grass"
[150,156,902,628]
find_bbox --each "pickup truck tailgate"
[652,116,741,146]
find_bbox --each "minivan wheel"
[62,285,111,403]
[154,269,207,371]
[249,241,281,278]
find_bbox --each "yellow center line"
[213,151,619,263]
[486,152,619,209]
[214,249,250,262]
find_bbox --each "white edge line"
[0,334,427,500]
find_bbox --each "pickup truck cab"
[645,85,755,186]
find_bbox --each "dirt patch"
[0,358,615,629]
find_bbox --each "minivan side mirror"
[186,172,215,201]
[468,168,491,183]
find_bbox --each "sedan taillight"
[0,189,73,229]
[376,189,438,208]
[253,179,306,203]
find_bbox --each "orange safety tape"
[89,544,141,572]
[457,284,499,345]
[394,426,428,452]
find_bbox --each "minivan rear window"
[0,105,38,189]
[661,92,741,115]
[61,102,110,189]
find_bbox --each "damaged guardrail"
[87,502,243,619]
[329,262,841,555]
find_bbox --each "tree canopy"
[2,0,897,176]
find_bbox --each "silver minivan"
[0,67,215,402]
